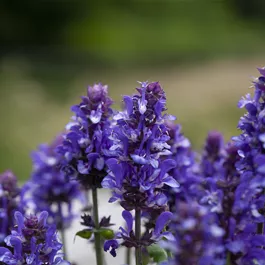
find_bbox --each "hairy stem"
[135,209,142,265]
[92,187,103,265]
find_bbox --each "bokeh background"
[1,0,265,181]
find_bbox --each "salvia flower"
[102,82,178,211]
[56,83,113,189]
[0,170,21,244]
[0,211,69,265]
[197,118,265,262]
[232,68,265,224]
[165,200,225,265]
[164,121,196,208]
[27,135,84,229]
[200,131,225,181]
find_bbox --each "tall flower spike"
[0,211,69,265]
[0,170,21,245]
[226,67,265,264]
[57,84,113,265]
[56,83,113,189]
[232,68,265,224]
[163,121,196,209]
[103,82,177,265]
[102,82,178,211]
[27,134,84,230]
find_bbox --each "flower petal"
[14,211,24,233]
[154,211,173,236]
[122,211,133,233]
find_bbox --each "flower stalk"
[126,248,131,265]
[92,187,103,265]
[58,201,68,261]
[135,209,142,265]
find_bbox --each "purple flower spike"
[26,134,84,229]
[0,170,21,245]
[104,82,177,211]
[0,211,69,265]
[56,83,113,189]
[228,67,265,263]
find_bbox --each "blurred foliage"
[227,0,265,21]
[0,0,87,47]
[0,1,265,180]
[1,1,265,66]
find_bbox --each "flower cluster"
[2,70,265,265]
[232,67,265,223]
[57,84,113,189]
[164,121,195,208]
[0,211,69,265]
[167,201,224,265]
[27,135,84,229]
[0,170,21,244]
[102,82,179,211]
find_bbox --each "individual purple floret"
[0,211,69,265]
[102,82,178,211]
[56,83,113,189]
[28,135,84,229]
[0,170,21,244]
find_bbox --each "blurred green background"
[1,0,265,180]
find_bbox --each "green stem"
[226,252,231,265]
[92,187,103,265]
[58,202,68,261]
[166,249,172,259]
[135,209,142,265]
[60,227,68,261]
[126,247,131,265]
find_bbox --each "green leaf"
[142,249,151,265]
[98,228,115,239]
[75,229,92,240]
[147,244,168,263]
